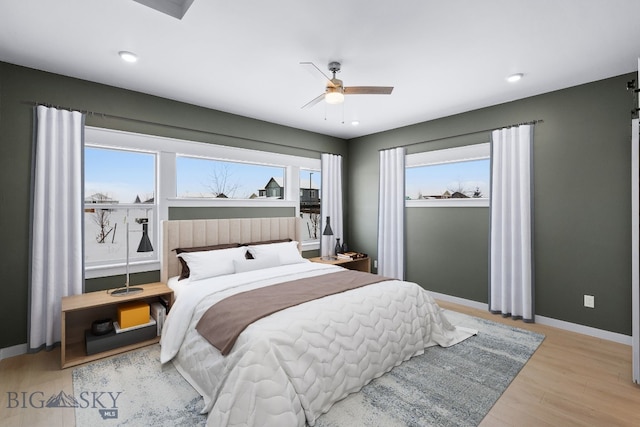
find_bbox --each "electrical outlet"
[373,259,378,269]
[584,295,595,309]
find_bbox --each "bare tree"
[90,193,115,243]
[447,180,467,195]
[307,212,321,239]
[93,209,113,243]
[205,163,242,198]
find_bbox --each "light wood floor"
[1,301,639,426]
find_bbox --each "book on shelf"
[159,295,170,312]
[337,251,367,260]
[150,302,166,336]
[113,317,156,334]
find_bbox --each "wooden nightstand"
[61,282,174,369]
[309,256,371,273]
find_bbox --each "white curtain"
[29,106,85,351]
[320,153,343,257]
[632,117,640,383]
[490,124,534,321]
[377,147,405,279]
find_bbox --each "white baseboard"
[430,291,632,346]
[430,291,489,311]
[535,315,631,346]
[0,343,27,361]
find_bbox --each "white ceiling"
[2,0,640,139]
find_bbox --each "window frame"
[83,143,159,279]
[405,143,490,208]
[84,126,321,278]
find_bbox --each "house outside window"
[259,177,284,199]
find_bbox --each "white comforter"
[160,262,475,427]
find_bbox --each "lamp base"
[111,287,144,297]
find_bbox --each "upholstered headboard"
[161,217,301,283]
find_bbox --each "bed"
[159,217,476,427]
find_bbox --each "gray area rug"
[314,310,544,427]
[73,345,205,426]
[72,310,543,427]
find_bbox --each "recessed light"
[351,120,360,126]
[118,51,138,63]
[506,73,523,83]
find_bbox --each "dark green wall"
[0,62,346,349]
[347,73,634,335]
[405,207,490,303]
[167,206,295,220]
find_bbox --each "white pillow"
[247,241,305,265]
[177,246,247,281]
[233,254,281,273]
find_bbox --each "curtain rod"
[382,119,543,151]
[22,101,330,155]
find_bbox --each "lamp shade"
[137,226,153,252]
[136,218,154,252]
[325,88,344,105]
[322,216,334,236]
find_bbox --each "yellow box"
[117,301,150,329]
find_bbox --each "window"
[84,126,323,276]
[176,156,286,199]
[406,143,490,207]
[84,147,158,269]
[300,169,321,241]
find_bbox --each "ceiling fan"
[300,61,394,109]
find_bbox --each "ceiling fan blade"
[301,93,326,109]
[344,86,394,95]
[300,61,336,88]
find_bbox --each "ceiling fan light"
[325,90,344,104]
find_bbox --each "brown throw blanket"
[196,270,391,355]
